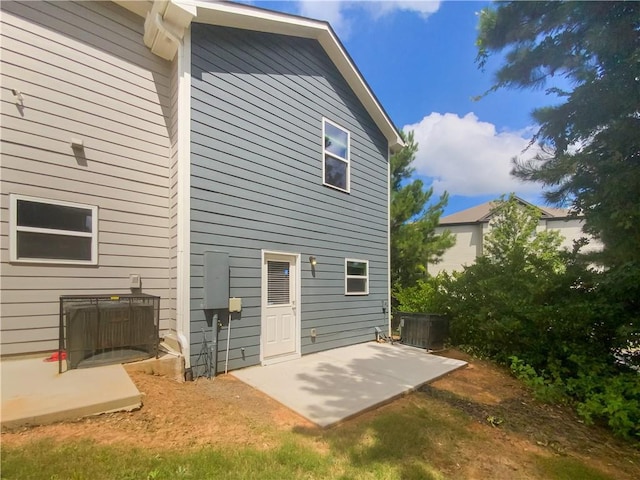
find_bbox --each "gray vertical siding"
[189,25,389,371]
[0,1,173,355]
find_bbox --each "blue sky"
[248,1,556,215]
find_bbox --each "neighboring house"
[0,1,403,373]
[428,197,601,275]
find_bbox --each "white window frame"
[322,118,351,193]
[9,194,98,265]
[345,258,369,295]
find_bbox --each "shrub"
[574,371,640,440]
[435,196,640,440]
[393,274,449,314]
[509,356,567,404]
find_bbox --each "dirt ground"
[2,349,639,479]
[425,351,640,479]
[1,370,313,450]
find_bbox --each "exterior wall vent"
[59,294,160,371]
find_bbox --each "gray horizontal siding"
[0,1,174,355]
[190,25,389,372]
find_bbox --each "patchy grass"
[533,456,618,480]
[318,398,471,479]
[2,351,639,480]
[3,396,631,480]
[1,439,333,480]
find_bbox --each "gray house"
[0,0,403,374]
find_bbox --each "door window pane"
[268,261,290,305]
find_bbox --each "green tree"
[443,194,566,362]
[484,194,565,274]
[476,1,640,266]
[441,194,640,440]
[390,131,454,292]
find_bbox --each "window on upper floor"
[345,258,369,295]
[10,194,98,265]
[323,118,350,192]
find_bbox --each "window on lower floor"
[345,258,369,295]
[323,118,350,192]
[10,194,98,264]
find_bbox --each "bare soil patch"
[426,350,640,479]
[2,372,314,450]
[2,349,638,480]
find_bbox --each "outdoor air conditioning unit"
[59,294,160,370]
[396,312,449,351]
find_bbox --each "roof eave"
[191,1,404,151]
[114,0,404,151]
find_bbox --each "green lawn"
[2,395,626,480]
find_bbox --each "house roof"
[114,0,404,152]
[439,196,573,226]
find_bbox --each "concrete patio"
[1,356,141,429]
[232,341,467,427]
[1,342,466,430]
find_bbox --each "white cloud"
[296,0,440,39]
[364,1,440,20]
[298,1,352,37]
[404,112,544,197]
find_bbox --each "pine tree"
[390,131,454,291]
[476,1,640,266]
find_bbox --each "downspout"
[176,27,192,367]
[116,0,196,369]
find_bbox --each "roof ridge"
[440,197,572,225]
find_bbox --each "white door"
[262,253,299,363]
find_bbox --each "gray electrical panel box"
[203,251,229,309]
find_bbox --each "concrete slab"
[123,352,185,383]
[1,356,141,429]
[232,342,466,427]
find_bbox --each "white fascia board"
[316,32,404,153]
[188,0,327,38]
[183,0,405,152]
